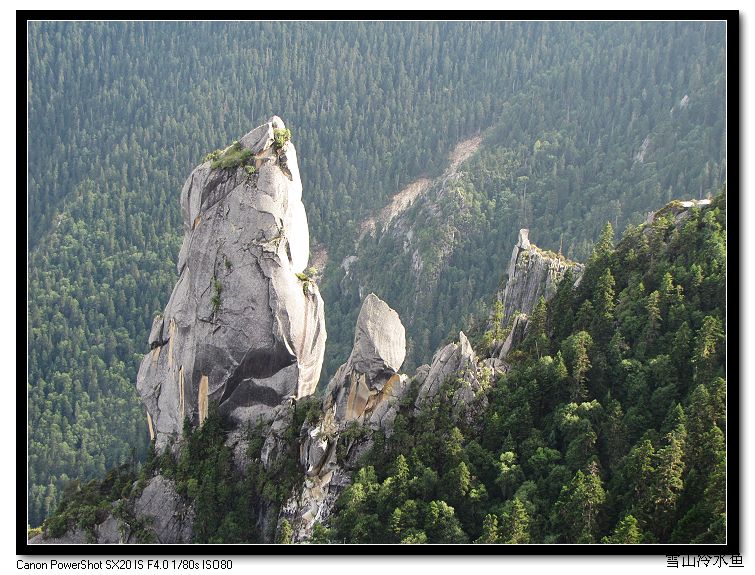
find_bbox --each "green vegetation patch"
[205,141,257,172]
[211,276,222,314]
[273,128,292,150]
[41,457,139,542]
[295,271,313,296]
[148,400,312,543]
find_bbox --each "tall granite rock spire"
[136,116,326,451]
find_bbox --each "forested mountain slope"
[34,193,726,544]
[328,192,727,544]
[27,21,726,528]
[323,22,726,375]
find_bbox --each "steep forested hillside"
[323,21,726,374]
[329,193,726,544]
[27,21,726,528]
[27,20,525,526]
[37,193,727,544]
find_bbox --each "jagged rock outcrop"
[494,312,530,360]
[324,293,407,425]
[300,411,338,477]
[281,293,409,542]
[29,475,193,545]
[409,228,587,423]
[131,475,195,543]
[498,229,584,328]
[415,331,476,406]
[413,364,430,382]
[136,116,326,451]
[644,198,712,228]
[484,229,584,362]
[94,517,121,544]
[482,357,507,377]
[259,401,295,469]
[414,331,489,428]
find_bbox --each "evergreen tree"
[549,269,575,347]
[502,499,531,544]
[552,462,606,543]
[561,331,593,402]
[651,423,687,541]
[277,519,293,544]
[592,268,616,342]
[692,316,724,383]
[602,514,642,544]
[475,513,500,543]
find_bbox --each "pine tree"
[651,424,687,541]
[644,290,662,346]
[692,316,724,383]
[574,300,595,332]
[591,268,616,342]
[686,384,714,473]
[553,462,605,543]
[424,501,468,543]
[496,452,524,499]
[700,453,726,542]
[475,513,500,543]
[277,519,293,544]
[602,514,642,543]
[393,454,410,500]
[309,522,331,544]
[549,269,575,346]
[601,396,628,470]
[525,296,549,357]
[561,331,593,402]
[579,221,615,298]
[593,221,615,263]
[503,499,530,543]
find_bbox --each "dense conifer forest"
[27,21,726,533]
[326,193,726,543]
[39,193,727,543]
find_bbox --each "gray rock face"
[495,313,530,361]
[300,424,334,478]
[259,402,295,469]
[415,331,477,406]
[413,364,431,385]
[148,314,165,348]
[132,475,194,543]
[324,293,407,424]
[414,331,488,429]
[28,529,89,545]
[28,475,193,545]
[136,117,326,450]
[451,380,479,423]
[482,357,507,377]
[498,229,584,328]
[352,293,406,375]
[279,466,351,543]
[95,516,122,544]
[281,293,409,542]
[367,373,409,433]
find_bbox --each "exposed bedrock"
[324,293,407,426]
[136,116,326,451]
[498,228,584,327]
